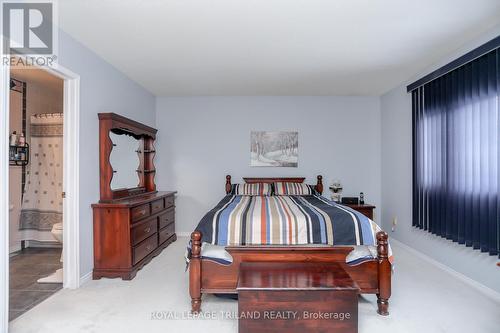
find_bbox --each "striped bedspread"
[195,194,384,247]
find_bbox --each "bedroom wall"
[380,25,500,294]
[56,30,156,281]
[155,96,381,234]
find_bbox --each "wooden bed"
[189,175,392,315]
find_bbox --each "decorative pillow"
[232,183,272,196]
[274,182,315,196]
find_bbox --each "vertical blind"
[412,48,499,258]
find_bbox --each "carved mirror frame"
[98,113,157,202]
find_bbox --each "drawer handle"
[137,209,146,216]
[144,227,151,233]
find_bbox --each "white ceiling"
[59,0,500,96]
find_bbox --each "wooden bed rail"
[225,175,324,195]
[189,229,392,315]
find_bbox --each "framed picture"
[250,131,298,167]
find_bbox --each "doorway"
[8,69,65,320]
[0,60,80,331]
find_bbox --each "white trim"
[390,238,500,304]
[79,271,92,287]
[43,65,81,289]
[0,48,11,333]
[24,240,61,248]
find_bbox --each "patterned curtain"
[20,113,63,232]
[412,48,499,257]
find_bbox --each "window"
[410,44,499,257]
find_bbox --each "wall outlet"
[391,217,398,232]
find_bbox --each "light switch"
[391,217,397,232]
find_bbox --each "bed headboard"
[225,175,323,195]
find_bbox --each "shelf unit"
[9,144,29,166]
[98,113,158,202]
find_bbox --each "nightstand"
[344,204,375,220]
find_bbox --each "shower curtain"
[19,113,63,242]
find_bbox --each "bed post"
[190,231,202,313]
[225,175,232,194]
[376,231,391,316]
[316,175,323,195]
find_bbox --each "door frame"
[1,43,10,333]
[0,59,80,331]
[45,64,81,290]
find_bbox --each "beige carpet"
[9,237,500,333]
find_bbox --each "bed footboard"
[189,231,391,315]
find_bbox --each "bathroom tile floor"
[9,247,62,321]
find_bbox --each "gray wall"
[57,30,156,280]
[155,96,381,234]
[380,25,500,294]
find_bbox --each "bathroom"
[8,68,64,321]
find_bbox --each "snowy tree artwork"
[250,131,298,167]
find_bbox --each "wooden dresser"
[92,191,176,280]
[92,113,176,280]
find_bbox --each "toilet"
[37,223,63,283]
[52,222,63,259]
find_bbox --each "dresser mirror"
[109,131,141,190]
[98,113,157,202]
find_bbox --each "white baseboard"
[9,244,21,254]
[9,241,60,254]
[390,238,500,303]
[79,271,92,287]
[26,240,62,248]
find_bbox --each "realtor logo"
[2,1,54,55]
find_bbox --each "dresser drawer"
[131,218,158,246]
[158,208,175,229]
[131,204,150,222]
[159,222,175,245]
[133,235,158,265]
[151,199,164,214]
[165,195,175,209]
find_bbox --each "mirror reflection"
[109,131,140,190]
